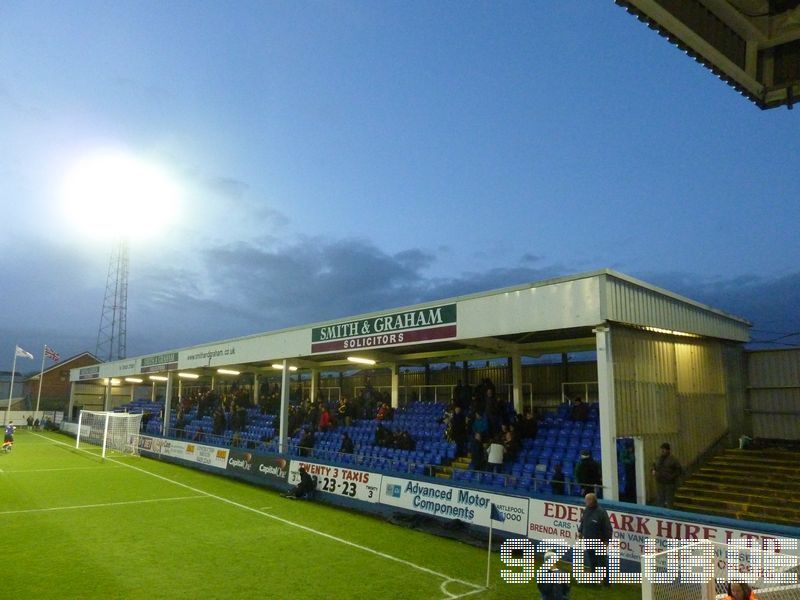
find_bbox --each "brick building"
[25,352,101,411]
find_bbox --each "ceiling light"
[178,372,199,379]
[124,377,143,383]
[217,369,240,376]
[149,375,168,381]
[271,364,298,371]
[347,356,376,365]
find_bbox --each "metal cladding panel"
[750,389,800,440]
[612,326,729,500]
[604,275,750,342]
[747,348,800,388]
[747,348,800,440]
[458,276,602,338]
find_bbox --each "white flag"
[15,345,33,359]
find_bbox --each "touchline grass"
[2,430,642,599]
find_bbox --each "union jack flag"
[45,346,60,362]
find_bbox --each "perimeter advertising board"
[227,449,289,483]
[288,460,381,503]
[380,476,529,535]
[527,497,793,567]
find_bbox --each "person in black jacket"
[537,550,570,600]
[284,467,316,499]
[577,492,613,585]
[574,449,602,497]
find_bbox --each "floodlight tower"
[96,238,129,361]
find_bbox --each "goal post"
[76,410,142,458]
[642,538,800,600]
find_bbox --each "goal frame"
[76,410,142,458]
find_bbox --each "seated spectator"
[375,424,391,448]
[396,430,414,451]
[570,396,588,421]
[339,432,354,454]
[283,467,316,500]
[193,427,205,443]
[299,428,315,457]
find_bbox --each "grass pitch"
[1,429,641,599]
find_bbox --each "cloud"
[4,227,798,372]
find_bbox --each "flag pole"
[36,344,47,414]
[5,349,18,426]
[486,517,493,588]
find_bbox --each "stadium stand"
[114,392,617,499]
[674,447,800,526]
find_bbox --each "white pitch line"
[0,495,207,516]
[33,432,486,596]
[3,465,124,474]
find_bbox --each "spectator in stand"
[487,436,505,474]
[503,424,521,465]
[339,432,354,454]
[472,410,489,439]
[318,404,332,432]
[192,426,205,443]
[453,380,471,412]
[337,397,352,427]
[724,583,757,600]
[375,424,391,448]
[577,492,613,585]
[299,428,315,457]
[396,430,414,451]
[651,442,682,508]
[575,449,602,496]
[469,433,486,471]
[175,408,188,439]
[570,396,589,422]
[283,467,316,500]
[236,402,248,431]
[375,402,389,421]
[212,404,226,436]
[551,463,566,496]
[450,405,468,456]
[519,410,538,439]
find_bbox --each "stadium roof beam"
[615,0,800,109]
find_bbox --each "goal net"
[642,539,800,600]
[76,410,142,458]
